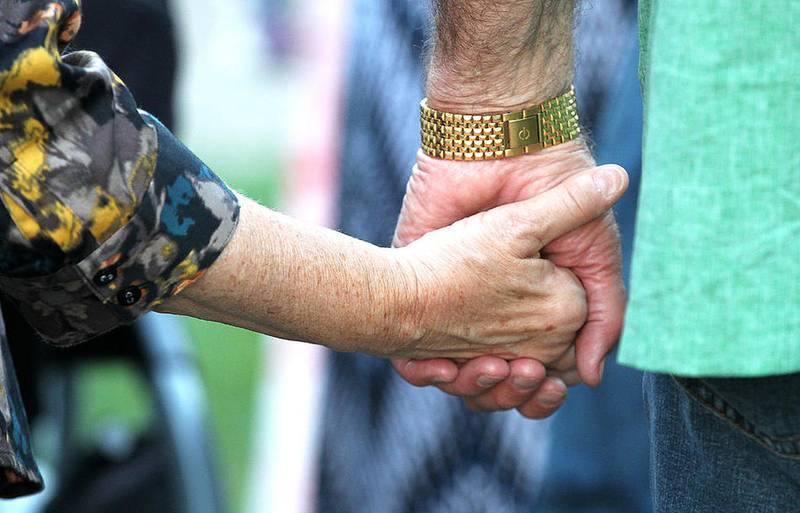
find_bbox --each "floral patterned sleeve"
[0,0,241,345]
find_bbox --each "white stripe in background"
[243,1,350,512]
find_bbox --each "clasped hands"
[391,140,627,419]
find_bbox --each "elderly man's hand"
[393,140,627,418]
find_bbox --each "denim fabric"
[645,372,800,512]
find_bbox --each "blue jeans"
[645,372,800,512]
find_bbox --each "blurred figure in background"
[261,0,295,61]
[316,1,650,512]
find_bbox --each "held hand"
[394,141,627,415]
[391,166,627,367]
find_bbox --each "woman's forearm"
[157,195,419,354]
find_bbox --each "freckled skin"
[162,167,624,362]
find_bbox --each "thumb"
[492,165,628,256]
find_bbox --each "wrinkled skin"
[389,188,592,363]
[393,140,627,419]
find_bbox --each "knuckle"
[528,259,556,282]
[566,297,589,330]
[506,261,539,296]
[560,180,593,220]
[540,298,586,334]
[547,273,588,330]
[491,208,545,252]
[497,211,531,241]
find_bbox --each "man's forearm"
[427,0,575,111]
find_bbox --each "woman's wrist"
[349,247,428,357]
[158,197,427,357]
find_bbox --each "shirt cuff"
[0,114,240,345]
[0,1,240,344]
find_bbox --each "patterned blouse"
[0,0,239,496]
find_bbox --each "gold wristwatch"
[420,86,580,161]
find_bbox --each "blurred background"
[3,1,648,513]
[63,0,347,511]
[6,0,343,512]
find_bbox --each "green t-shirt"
[618,0,800,376]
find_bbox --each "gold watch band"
[420,86,580,161]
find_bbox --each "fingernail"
[477,375,503,388]
[592,166,625,198]
[512,377,541,390]
[539,390,566,407]
[584,357,607,387]
[539,378,567,406]
[431,375,451,385]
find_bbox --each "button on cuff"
[116,286,142,306]
[93,267,118,287]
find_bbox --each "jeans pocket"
[674,374,800,459]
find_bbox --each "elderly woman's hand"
[387,165,627,367]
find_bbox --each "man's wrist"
[415,138,595,193]
[426,0,575,113]
[426,68,571,114]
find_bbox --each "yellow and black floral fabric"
[0,0,240,496]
